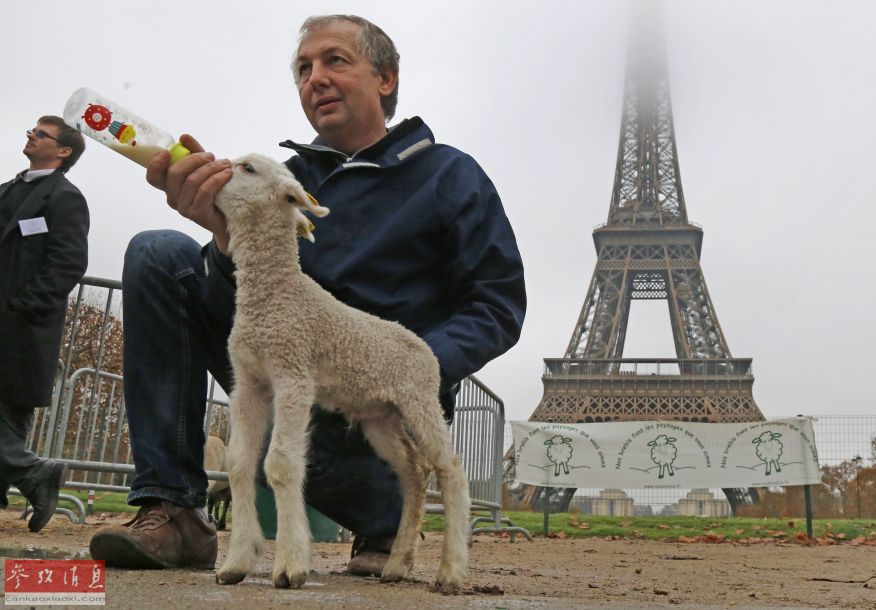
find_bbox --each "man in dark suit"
[0,115,89,531]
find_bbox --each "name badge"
[19,217,48,236]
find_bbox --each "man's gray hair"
[294,15,400,121]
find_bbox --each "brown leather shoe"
[345,535,394,576]
[89,500,217,569]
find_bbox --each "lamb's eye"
[242,162,256,174]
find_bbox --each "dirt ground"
[1,508,875,610]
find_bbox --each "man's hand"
[146,134,233,254]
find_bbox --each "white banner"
[511,418,821,489]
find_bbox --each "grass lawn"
[422,511,876,542]
[8,489,138,515]
[9,490,873,543]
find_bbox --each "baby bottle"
[63,87,190,167]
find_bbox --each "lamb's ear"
[276,176,330,218]
[275,176,325,241]
[303,192,330,218]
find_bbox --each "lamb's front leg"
[216,373,272,585]
[264,379,315,589]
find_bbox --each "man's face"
[294,21,396,151]
[23,122,67,168]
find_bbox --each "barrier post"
[804,484,813,538]
[542,488,551,537]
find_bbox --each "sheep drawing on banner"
[752,431,783,475]
[544,435,574,476]
[647,435,678,479]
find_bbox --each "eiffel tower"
[519,6,764,512]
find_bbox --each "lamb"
[204,435,231,530]
[212,153,470,593]
[544,435,573,476]
[752,431,783,475]
[647,434,678,479]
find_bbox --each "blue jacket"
[212,117,525,416]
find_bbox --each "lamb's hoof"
[273,570,307,589]
[433,579,462,595]
[216,571,246,585]
[435,564,466,594]
[379,570,406,583]
[380,558,409,583]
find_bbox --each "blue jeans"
[122,230,402,538]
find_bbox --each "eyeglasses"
[27,128,64,144]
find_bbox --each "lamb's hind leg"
[217,493,230,531]
[404,399,470,593]
[216,373,272,585]
[264,379,315,589]
[360,416,428,583]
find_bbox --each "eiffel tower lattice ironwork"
[518,11,765,512]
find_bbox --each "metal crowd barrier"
[427,376,532,541]
[29,367,230,494]
[12,277,229,523]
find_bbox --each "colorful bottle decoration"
[108,120,136,144]
[63,87,190,167]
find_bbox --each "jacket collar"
[279,116,434,169]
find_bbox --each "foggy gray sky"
[2,1,874,423]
